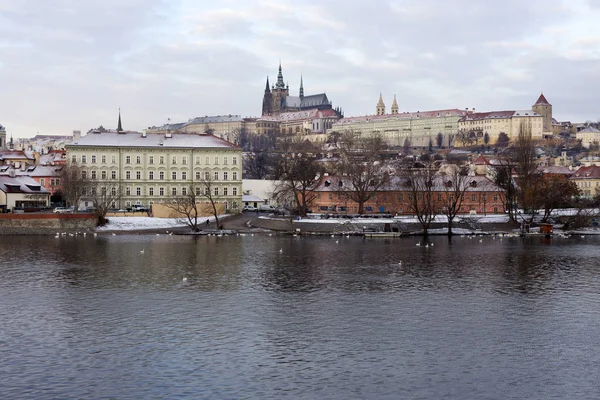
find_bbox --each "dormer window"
[470,180,478,187]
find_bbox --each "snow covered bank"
[96,215,224,231]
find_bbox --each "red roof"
[533,93,551,106]
[571,166,600,179]
[473,155,491,165]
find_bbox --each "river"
[1,234,599,399]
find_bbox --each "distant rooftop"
[67,131,239,149]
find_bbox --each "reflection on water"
[1,234,600,399]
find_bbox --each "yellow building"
[576,126,600,149]
[457,110,544,146]
[257,108,340,144]
[66,130,242,211]
[331,106,467,148]
[570,166,600,198]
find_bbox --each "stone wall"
[0,214,97,235]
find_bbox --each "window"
[136,171,141,180]
[81,155,87,164]
[471,194,476,201]
[182,172,187,180]
[126,187,131,195]
[205,187,210,196]
[149,156,154,164]
[136,187,141,196]
[40,178,45,186]
[81,170,87,179]
[111,171,117,179]
[232,171,238,180]
[196,187,201,196]
[196,171,201,180]
[111,187,117,196]
[182,187,187,195]
[205,156,210,164]
[195,157,200,165]
[172,171,177,180]
[91,155,96,163]
[182,157,187,165]
[223,157,228,165]
[149,187,154,196]
[214,187,219,196]
[204,171,210,180]
[172,156,177,165]
[72,155,77,163]
[214,156,219,165]
[101,155,106,164]
[214,171,219,181]
[159,187,164,196]
[223,187,228,196]
[232,157,238,165]
[223,172,228,181]
[494,195,498,201]
[159,156,165,164]
[437,194,442,201]
[126,171,131,180]
[101,171,107,179]
[136,156,141,164]
[126,156,131,164]
[232,187,237,196]
[159,171,165,180]
[172,187,177,196]
[112,155,116,164]
[147,171,153,180]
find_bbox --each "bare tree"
[337,132,391,214]
[58,163,90,208]
[439,164,472,236]
[513,121,542,224]
[401,161,438,236]
[88,182,122,226]
[163,186,204,232]
[492,156,518,223]
[273,145,323,216]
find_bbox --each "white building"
[576,126,600,149]
[66,130,242,211]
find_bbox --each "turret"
[391,94,399,114]
[376,93,386,115]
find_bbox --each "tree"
[483,132,490,149]
[401,162,438,236]
[428,138,434,153]
[536,175,581,222]
[58,163,90,209]
[244,151,276,179]
[88,182,122,226]
[492,156,518,223]
[496,132,510,148]
[273,145,323,216]
[513,121,542,224]
[336,132,391,214]
[403,138,411,155]
[436,132,444,149]
[439,164,472,236]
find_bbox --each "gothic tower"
[299,75,304,99]
[0,123,6,150]
[117,108,123,132]
[271,62,289,114]
[376,93,386,115]
[262,76,273,116]
[391,94,399,114]
[532,93,552,133]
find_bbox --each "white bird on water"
[182,277,188,282]
[279,248,283,253]
[140,249,145,254]
[335,240,339,244]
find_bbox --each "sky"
[1,0,599,138]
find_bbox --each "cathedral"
[261,63,342,117]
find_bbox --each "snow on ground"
[96,215,223,231]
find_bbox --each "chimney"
[8,168,15,178]
[33,151,41,164]
[73,130,81,142]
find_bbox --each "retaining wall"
[0,213,97,235]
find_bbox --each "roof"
[242,194,264,202]
[186,115,244,125]
[0,150,34,160]
[0,165,63,178]
[66,131,239,149]
[0,175,50,195]
[577,126,600,134]
[570,166,600,179]
[533,93,551,106]
[538,166,574,176]
[258,108,339,122]
[336,109,467,125]
[473,155,491,165]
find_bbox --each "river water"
[1,233,600,399]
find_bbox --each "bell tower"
[376,93,386,115]
[532,93,552,134]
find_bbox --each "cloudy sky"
[1,0,599,138]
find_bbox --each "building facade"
[576,126,600,149]
[257,108,340,144]
[457,110,544,146]
[570,166,600,198]
[66,130,243,211]
[331,108,468,148]
[0,124,6,150]
[146,115,256,145]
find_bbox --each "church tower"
[391,95,399,114]
[0,123,6,150]
[271,62,289,115]
[262,77,273,116]
[117,108,123,132]
[299,75,304,100]
[532,93,552,134]
[376,93,386,115]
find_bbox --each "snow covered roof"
[67,131,239,149]
[0,175,50,194]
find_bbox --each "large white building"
[66,130,243,211]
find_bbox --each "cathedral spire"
[376,93,386,115]
[265,76,270,92]
[299,75,304,99]
[391,94,399,114]
[276,61,285,89]
[117,108,123,132]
